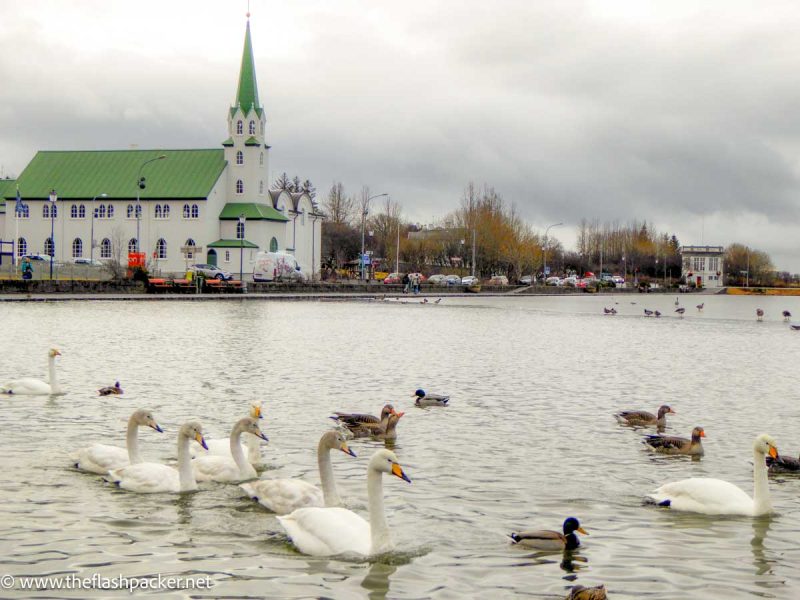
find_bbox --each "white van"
[253,251,307,282]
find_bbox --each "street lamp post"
[90,193,108,263]
[136,155,167,253]
[542,222,563,280]
[360,193,388,281]
[48,189,58,280]
[238,214,246,282]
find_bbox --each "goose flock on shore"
[6,322,798,600]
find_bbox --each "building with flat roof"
[0,17,322,278]
[679,245,724,288]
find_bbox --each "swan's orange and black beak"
[255,428,268,442]
[577,526,589,535]
[769,446,778,459]
[340,442,357,457]
[391,463,411,483]
[195,432,208,450]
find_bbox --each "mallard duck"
[98,381,123,396]
[646,434,778,515]
[643,427,705,456]
[331,404,395,428]
[509,517,587,551]
[615,405,675,428]
[767,451,800,473]
[566,585,607,600]
[413,389,449,407]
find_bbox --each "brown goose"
[615,405,675,428]
[98,381,123,396]
[350,411,404,440]
[509,517,587,551]
[566,585,607,600]
[643,427,705,456]
[756,308,764,321]
[331,404,395,429]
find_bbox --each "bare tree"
[322,182,354,225]
[271,172,291,191]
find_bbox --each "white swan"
[1,348,62,395]
[240,430,356,514]
[277,449,411,557]
[190,401,263,465]
[107,422,207,493]
[646,433,778,516]
[192,417,268,483]
[70,409,163,474]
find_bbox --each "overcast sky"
[2,0,800,270]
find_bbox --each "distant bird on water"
[603,307,612,314]
[509,517,588,551]
[675,307,686,317]
[696,303,704,311]
[756,308,764,321]
[654,310,661,318]
[783,310,792,321]
[98,381,123,396]
[644,309,653,317]
[675,297,680,306]
[615,405,675,429]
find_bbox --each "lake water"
[1,294,799,599]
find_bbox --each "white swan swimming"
[1,348,62,395]
[192,417,268,483]
[277,449,411,557]
[240,430,356,514]
[646,433,778,516]
[106,422,207,493]
[190,401,263,465]
[70,409,163,474]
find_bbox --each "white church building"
[0,19,322,279]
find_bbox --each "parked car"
[22,254,53,263]
[561,276,578,287]
[189,263,233,280]
[444,274,462,286]
[612,275,625,285]
[518,275,535,285]
[427,274,447,285]
[488,275,509,286]
[383,272,404,284]
[461,275,479,286]
[545,276,561,286]
[72,258,104,267]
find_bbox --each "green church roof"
[13,150,226,199]
[244,136,261,146]
[235,21,261,115]
[219,202,288,222]
[0,178,16,212]
[208,239,259,249]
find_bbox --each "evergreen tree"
[271,172,291,191]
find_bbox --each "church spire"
[235,19,260,114]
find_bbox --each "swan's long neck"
[177,435,196,492]
[48,355,60,394]
[753,449,772,515]
[125,417,141,464]
[318,440,341,507]
[367,468,391,554]
[244,432,261,464]
[230,426,249,476]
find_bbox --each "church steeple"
[235,20,260,114]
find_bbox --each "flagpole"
[13,186,19,268]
